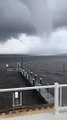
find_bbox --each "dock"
[0,56,67,120]
[18,68,54,104]
[0,62,54,116]
[0,63,67,118]
[0,64,50,111]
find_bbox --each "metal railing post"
[12,92,15,107]
[20,92,22,106]
[60,87,62,107]
[54,83,59,114]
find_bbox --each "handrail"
[0,82,67,114]
[59,84,67,87]
[0,85,55,93]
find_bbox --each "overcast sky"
[0,0,67,55]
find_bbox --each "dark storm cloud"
[0,25,35,41]
[0,0,67,42]
[0,0,36,41]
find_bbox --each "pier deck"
[19,69,54,104]
[29,76,54,103]
[0,68,47,110]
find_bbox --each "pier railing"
[18,68,54,104]
[0,83,67,114]
[18,68,67,114]
[0,66,67,114]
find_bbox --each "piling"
[27,70,30,80]
[33,78,35,86]
[47,83,49,93]
[30,72,33,82]
[39,84,41,93]
[34,74,37,81]
[40,78,42,85]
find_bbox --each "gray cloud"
[0,0,67,42]
[0,0,36,41]
[0,25,35,42]
[22,0,52,35]
[53,0,67,29]
[22,0,67,32]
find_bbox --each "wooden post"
[33,78,35,86]
[40,78,42,85]
[47,83,49,92]
[39,84,41,93]
[30,72,33,82]
[34,74,37,81]
[28,70,30,80]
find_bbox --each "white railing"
[21,69,67,113]
[54,83,67,114]
[0,83,67,114]
[0,85,54,92]
[58,84,67,112]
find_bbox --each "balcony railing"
[0,83,67,114]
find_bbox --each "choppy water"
[0,55,67,105]
[23,55,67,84]
[1,55,67,84]
[22,55,67,105]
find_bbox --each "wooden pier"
[18,68,54,104]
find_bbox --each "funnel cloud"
[0,0,67,55]
[23,0,52,35]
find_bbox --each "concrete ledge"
[0,107,54,119]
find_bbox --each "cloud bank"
[0,0,35,41]
[0,28,67,55]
